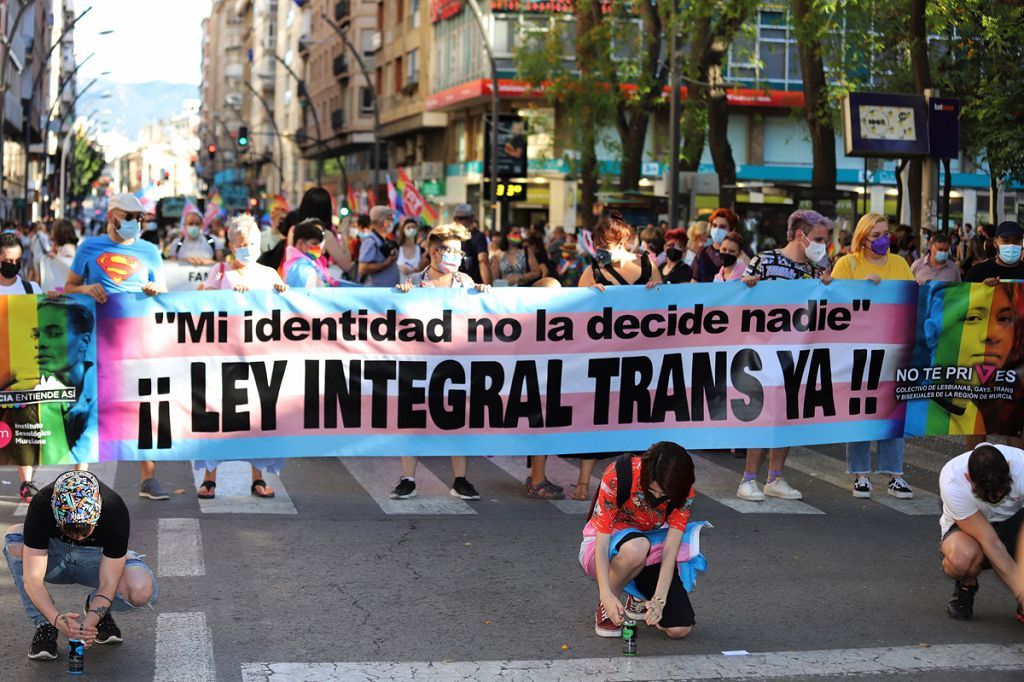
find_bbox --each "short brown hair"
[593,210,633,249]
[427,223,469,246]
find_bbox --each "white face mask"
[804,241,828,263]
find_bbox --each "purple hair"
[787,210,833,242]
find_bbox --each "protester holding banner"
[391,223,488,501]
[693,209,738,283]
[168,206,220,265]
[578,210,662,290]
[581,442,698,639]
[65,193,171,502]
[735,209,833,501]
[713,232,746,282]
[3,470,157,661]
[282,219,339,289]
[939,444,1024,621]
[965,221,1024,284]
[684,221,708,268]
[661,229,693,284]
[833,213,915,499]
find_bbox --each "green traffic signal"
[238,126,249,147]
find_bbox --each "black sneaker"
[947,580,978,620]
[852,475,872,498]
[450,477,480,500]
[19,480,38,502]
[87,596,123,644]
[887,477,914,499]
[389,478,417,499]
[28,623,58,660]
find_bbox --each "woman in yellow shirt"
[832,213,915,499]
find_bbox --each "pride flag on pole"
[395,168,438,226]
[386,174,404,218]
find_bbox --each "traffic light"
[207,143,217,159]
[237,126,249,147]
[339,202,351,218]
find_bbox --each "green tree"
[71,132,105,201]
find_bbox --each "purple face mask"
[869,234,891,255]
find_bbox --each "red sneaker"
[19,481,37,502]
[595,602,622,638]
[624,593,647,620]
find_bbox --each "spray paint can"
[68,639,85,675]
[622,619,638,656]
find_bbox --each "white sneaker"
[736,479,765,501]
[764,476,803,500]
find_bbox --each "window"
[411,0,420,29]
[396,0,403,26]
[361,29,375,56]
[360,87,375,114]
[454,120,467,163]
[406,49,418,85]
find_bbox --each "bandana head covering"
[51,471,102,527]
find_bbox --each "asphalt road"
[1,436,1022,681]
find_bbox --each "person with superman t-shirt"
[65,193,170,502]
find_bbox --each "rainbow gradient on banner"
[0,295,98,466]
[903,281,1024,437]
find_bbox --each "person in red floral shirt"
[579,442,697,639]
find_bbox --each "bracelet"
[91,594,113,606]
[52,613,60,628]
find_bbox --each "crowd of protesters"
[6,190,1024,656]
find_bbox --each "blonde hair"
[851,213,889,253]
[427,223,470,245]
[687,220,710,243]
[227,214,260,247]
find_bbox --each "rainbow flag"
[395,168,438,226]
[270,194,289,214]
[386,175,403,218]
[347,185,358,216]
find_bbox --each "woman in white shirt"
[396,218,426,284]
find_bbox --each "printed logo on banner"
[96,253,142,285]
[0,421,12,448]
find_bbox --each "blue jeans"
[3,531,158,627]
[846,438,905,475]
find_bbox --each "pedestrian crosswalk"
[0,438,965,522]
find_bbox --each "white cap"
[108,193,144,213]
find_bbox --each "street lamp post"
[320,13,380,194]
[666,2,681,228]
[272,51,323,186]
[242,80,286,192]
[465,0,499,232]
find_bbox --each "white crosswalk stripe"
[486,456,594,514]
[340,457,478,515]
[690,452,825,515]
[192,461,297,515]
[788,446,941,515]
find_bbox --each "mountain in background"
[78,79,199,142]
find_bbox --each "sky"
[73,0,210,85]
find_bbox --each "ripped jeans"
[3,531,158,627]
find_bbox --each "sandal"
[197,481,216,499]
[571,482,590,501]
[526,480,565,500]
[251,479,275,498]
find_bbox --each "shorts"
[614,532,694,628]
[941,508,1024,570]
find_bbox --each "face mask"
[804,241,828,263]
[999,244,1022,265]
[594,249,612,267]
[404,227,418,239]
[307,246,323,260]
[234,246,257,264]
[0,260,20,279]
[187,225,202,239]
[868,234,890,255]
[144,221,158,232]
[439,252,462,274]
[711,227,728,245]
[508,235,523,248]
[683,249,696,266]
[720,253,738,267]
[666,247,683,262]
[117,219,141,241]
[934,250,950,263]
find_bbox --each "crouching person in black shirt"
[3,470,157,661]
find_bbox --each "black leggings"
[616,533,695,628]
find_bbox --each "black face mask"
[648,493,669,507]
[594,249,613,267]
[720,253,738,267]
[665,247,683,262]
[0,260,21,279]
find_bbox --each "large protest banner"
[901,281,1024,438]
[0,294,97,466]
[90,280,918,462]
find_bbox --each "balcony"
[332,55,349,77]
[331,108,345,130]
[334,0,351,22]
